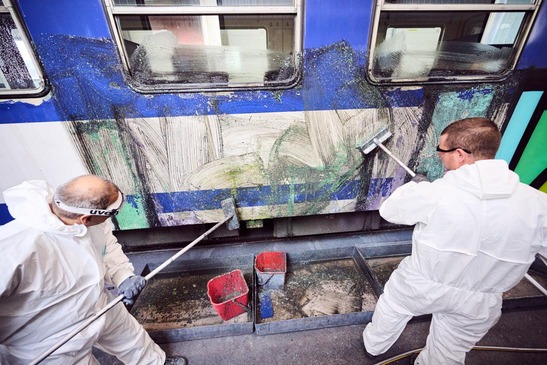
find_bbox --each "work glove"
[118,275,146,305]
[411,174,429,183]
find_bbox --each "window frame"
[367,0,543,85]
[0,0,47,98]
[103,0,304,93]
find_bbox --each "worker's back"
[380,159,547,293]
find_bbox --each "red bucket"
[207,269,249,321]
[255,251,287,289]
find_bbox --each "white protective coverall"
[0,180,165,364]
[363,160,547,365]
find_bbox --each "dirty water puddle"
[130,270,251,331]
[366,256,406,287]
[257,258,377,323]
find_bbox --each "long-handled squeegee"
[356,127,547,297]
[30,198,240,365]
[356,127,416,177]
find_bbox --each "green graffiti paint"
[68,118,152,230]
[115,194,149,230]
[288,180,295,215]
[432,89,493,134]
[422,88,495,179]
[269,142,361,217]
[272,90,284,103]
[514,111,547,186]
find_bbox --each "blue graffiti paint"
[1,35,427,125]
[0,204,13,225]
[517,0,547,69]
[19,0,111,40]
[0,100,61,124]
[305,0,373,50]
[366,178,393,198]
[126,195,141,210]
[457,88,493,102]
[384,88,424,108]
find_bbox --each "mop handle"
[539,254,547,267]
[29,295,125,365]
[145,215,231,281]
[524,273,547,297]
[374,138,416,177]
[30,214,233,365]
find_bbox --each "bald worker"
[0,176,186,365]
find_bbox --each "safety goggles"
[436,145,472,154]
[54,191,124,217]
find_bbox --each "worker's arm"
[379,180,440,226]
[541,218,547,258]
[100,221,135,287]
[100,221,147,304]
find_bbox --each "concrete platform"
[95,306,547,364]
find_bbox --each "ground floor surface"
[95,306,547,365]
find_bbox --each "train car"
[0,0,546,243]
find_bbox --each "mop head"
[221,198,240,230]
[356,127,392,154]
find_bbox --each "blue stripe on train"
[0,178,392,224]
[153,178,392,213]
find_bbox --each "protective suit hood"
[2,180,87,237]
[443,160,519,200]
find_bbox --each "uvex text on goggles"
[53,191,124,217]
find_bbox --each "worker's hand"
[411,174,429,183]
[118,275,146,305]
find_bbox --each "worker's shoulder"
[517,182,547,202]
[0,219,28,239]
[0,220,49,251]
[411,177,452,193]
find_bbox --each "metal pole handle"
[524,273,547,297]
[28,294,124,365]
[374,138,416,177]
[144,215,231,281]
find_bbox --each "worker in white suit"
[0,175,186,365]
[363,117,547,364]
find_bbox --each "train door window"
[104,0,302,92]
[368,0,543,83]
[0,0,46,97]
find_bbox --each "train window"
[104,0,302,92]
[0,1,46,97]
[368,0,542,83]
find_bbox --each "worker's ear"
[456,148,473,166]
[79,215,93,226]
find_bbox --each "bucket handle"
[260,274,275,287]
[231,299,252,314]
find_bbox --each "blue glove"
[118,275,146,305]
